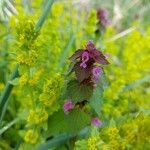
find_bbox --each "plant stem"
[0,64,19,124]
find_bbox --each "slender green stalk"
[0,118,19,135]
[0,64,19,123]
[0,0,55,124]
[35,0,55,30]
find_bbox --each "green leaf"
[8,78,19,86]
[48,110,68,135]
[0,118,19,135]
[89,84,103,116]
[90,72,108,116]
[57,34,75,69]
[66,80,93,103]
[0,64,19,124]
[109,118,116,127]
[34,134,73,150]
[48,109,90,135]
[66,109,90,133]
[120,75,150,93]
[35,0,55,30]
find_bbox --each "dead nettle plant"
[48,40,110,135]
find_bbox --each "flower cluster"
[70,40,109,85]
[63,100,74,114]
[97,8,111,28]
[27,108,48,124]
[24,129,39,144]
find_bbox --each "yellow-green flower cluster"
[87,137,98,150]
[84,9,97,36]
[27,108,48,124]
[102,26,150,118]
[10,16,39,67]
[39,73,63,109]
[24,129,39,144]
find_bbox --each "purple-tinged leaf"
[73,62,92,82]
[69,49,83,61]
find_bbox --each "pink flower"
[86,40,96,51]
[92,67,103,80]
[81,51,89,62]
[80,61,87,68]
[80,51,89,68]
[63,100,74,114]
[91,117,102,126]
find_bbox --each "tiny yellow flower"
[24,129,39,144]
[87,137,98,150]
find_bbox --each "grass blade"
[120,75,150,93]
[0,118,19,135]
[34,134,73,150]
[0,64,19,124]
[57,34,75,69]
[35,0,54,30]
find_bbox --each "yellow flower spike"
[107,127,119,138]
[24,129,39,144]
[19,74,28,87]
[17,53,26,65]
[84,9,97,35]
[51,3,64,18]
[29,69,44,86]
[27,108,48,124]
[109,139,119,150]
[87,137,98,150]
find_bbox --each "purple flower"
[81,51,89,62]
[80,51,89,68]
[92,67,103,80]
[86,40,96,51]
[80,61,87,68]
[97,9,111,27]
[91,117,102,126]
[69,40,109,84]
[63,100,74,114]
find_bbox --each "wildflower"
[19,74,28,86]
[63,100,74,114]
[86,40,96,51]
[80,61,87,68]
[81,51,89,62]
[92,67,103,80]
[97,8,111,28]
[87,137,98,150]
[24,129,39,144]
[27,108,48,124]
[91,117,102,126]
[69,40,109,84]
[80,51,89,68]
